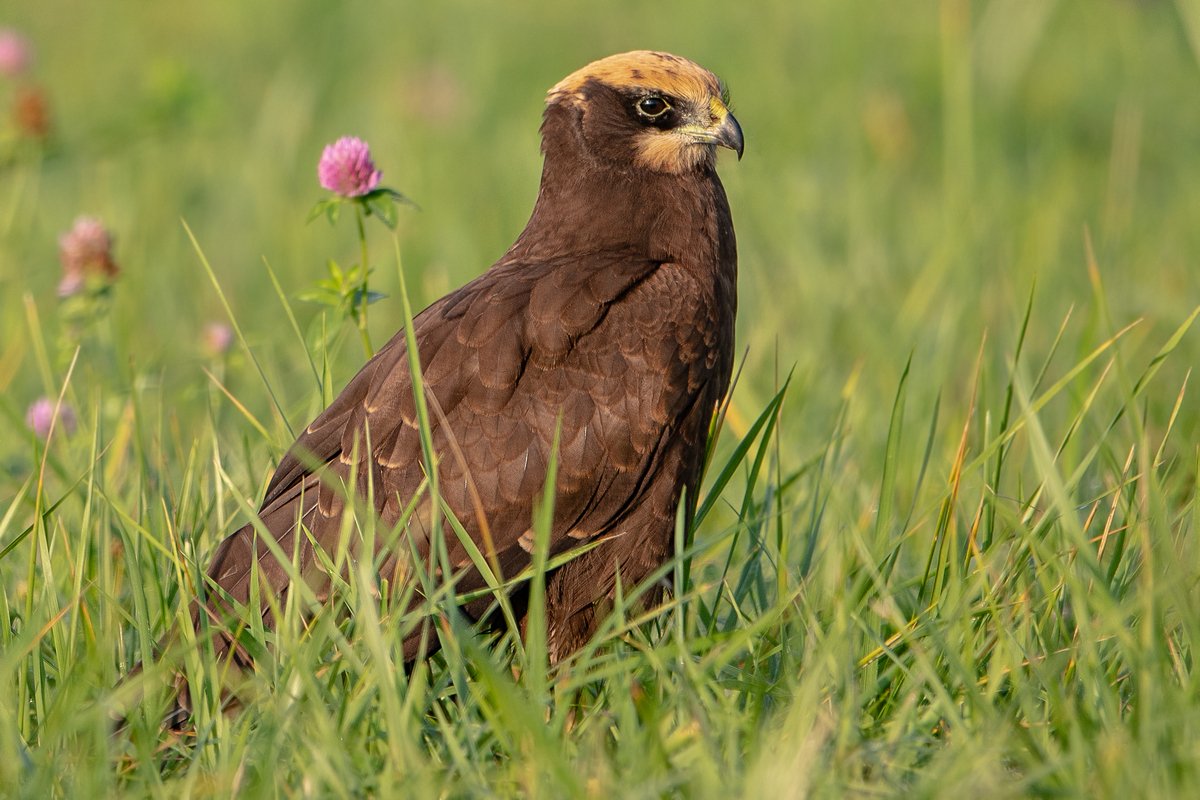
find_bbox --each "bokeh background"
[4,0,1199,454]
[3,0,1200,796]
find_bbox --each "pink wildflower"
[26,396,76,439]
[58,216,118,297]
[0,29,32,77]
[202,321,234,356]
[318,136,382,197]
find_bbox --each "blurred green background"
[4,0,1199,448]
[3,0,1200,795]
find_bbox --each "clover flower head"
[202,321,234,356]
[26,396,76,439]
[0,29,32,77]
[318,136,382,197]
[58,215,118,297]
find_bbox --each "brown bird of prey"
[182,50,742,711]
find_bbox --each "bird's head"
[544,50,743,175]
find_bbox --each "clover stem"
[354,203,373,356]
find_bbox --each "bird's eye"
[636,96,671,119]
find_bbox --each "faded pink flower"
[202,321,234,356]
[26,396,76,439]
[58,216,118,297]
[0,29,32,77]
[13,84,51,140]
[318,136,382,197]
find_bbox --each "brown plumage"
[182,50,741,714]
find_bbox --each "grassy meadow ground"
[2,0,1200,796]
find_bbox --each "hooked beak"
[710,98,744,160]
[669,96,745,167]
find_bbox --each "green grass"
[3,0,1200,796]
